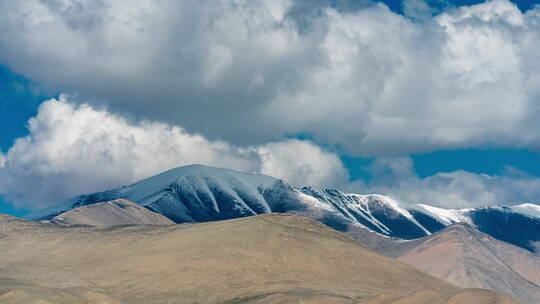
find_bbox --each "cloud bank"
[1,0,540,211]
[0,96,347,209]
[0,0,539,156]
[2,96,540,210]
[350,157,540,209]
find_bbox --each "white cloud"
[0,0,539,156]
[349,157,540,209]
[257,139,348,187]
[0,96,347,209]
[0,152,5,168]
[2,96,538,211]
[2,0,540,211]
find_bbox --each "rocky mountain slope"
[0,213,520,304]
[390,223,540,304]
[49,199,175,226]
[28,164,540,254]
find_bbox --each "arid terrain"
[49,199,175,227]
[392,223,540,304]
[0,278,120,304]
[0,213,520,304]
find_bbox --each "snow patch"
[417,204,470,225]
[511,203,540,219]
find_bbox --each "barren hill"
[0,213,520,303]
[49,199,174,226]
[395,223,540,303]
[0,278,119,304]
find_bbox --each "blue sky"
[0,66,48,216]
[342,149,540,181]
[1,0,540,215]
[0,66,43,151]
[377,0,537,12]
[0,67,42,215]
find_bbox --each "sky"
[1,0,540,216]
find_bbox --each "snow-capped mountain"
[28,164,540,253]
[29,165,344,224]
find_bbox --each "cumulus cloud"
[0,0,539,156]
[2,0,540,211]
[0,96,347,209]
[349,157,540,209]
[257,140,348,187]
[0,152,5,168]
[2,96,538,211]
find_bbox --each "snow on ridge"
[344,192,418,220]
[372,196,432,235]
[295,191,338,214]
[510,203,540,219]
[367,194,415,220]
[416,204,470,225]
[129,164,277,202]
[344,195,392,235]
[344,193,432,235]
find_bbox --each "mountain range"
[20,164,540,303]
[29,164,540,254]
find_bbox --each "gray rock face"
[49,199,175,227]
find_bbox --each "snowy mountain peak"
[28,164,279,221]
[27,164,540,254]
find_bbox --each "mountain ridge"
[28,164,540,254]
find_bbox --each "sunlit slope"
[395,223,540,304]
[0,213,520,304]
[0,278,119,304]
[49,199,175,226]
